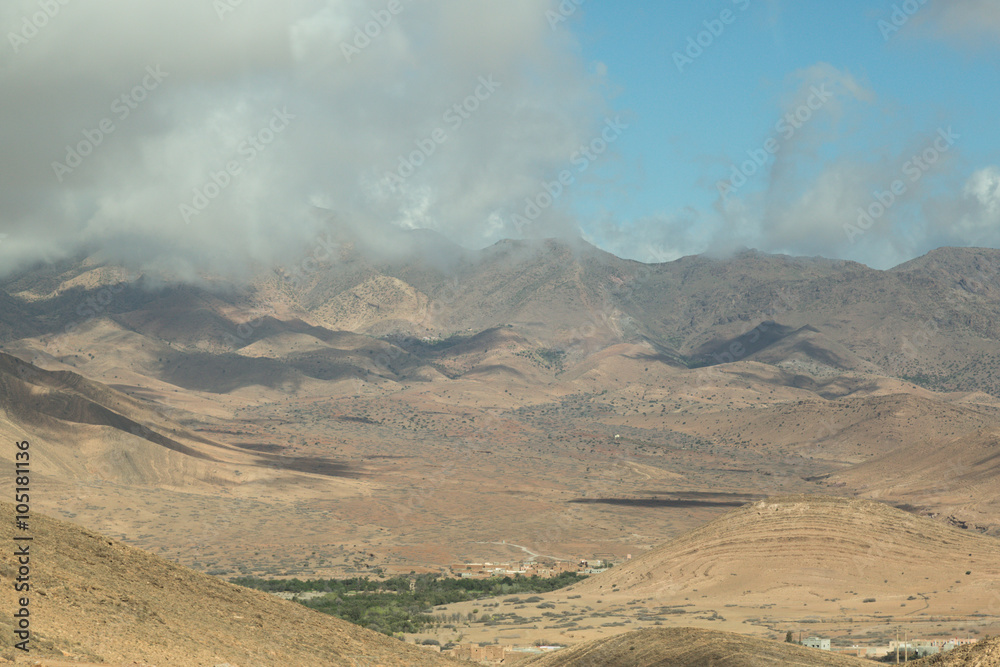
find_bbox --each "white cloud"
[924,166,1000,247]
[584,208,709,264]
[0,0,606,280]
[917,0,1000,45]
[592,63,987,270]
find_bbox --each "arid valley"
[4,2,1000,663]
[3,237,1000,664]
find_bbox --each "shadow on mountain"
[30,283,218,339]
[157,351,306,394]
[253,454,362,478]
[39,393,218,460]
[285,349,376,382]
[689,321,800,366]
[0,360,218,461]
[627,351,688,369]
[222,316,346,348]
[777,337,851,368]
[232,442,287,453]
[569,497,755,508]
[731,369,882,399]
[0,291,43,341]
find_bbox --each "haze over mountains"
[3,235,1000,661]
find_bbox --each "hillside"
[0,502,458,666]
[827,430,1000,536]
[411,495,1000,649]
[524,627,869,666]
[566,496,1000,611]
[0,351,360,488]
[0,351,234,485]
[914,635,1000,665]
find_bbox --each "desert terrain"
[3,238,1000,661]
[0,501,461,666]
[418,496,1000,650]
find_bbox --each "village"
[447,557,619,579]
[815,635,979,660]
[422,635,982,664]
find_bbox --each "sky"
[573,1,1000,268]
[0,0,998,279]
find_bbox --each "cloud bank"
[0,0,607,280]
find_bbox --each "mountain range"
[3,235,1000,660]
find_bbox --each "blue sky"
[566,0,1000,268]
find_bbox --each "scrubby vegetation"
[515,347,566,370]
[232,572,586,636]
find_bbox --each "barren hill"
[421,495,1000,650]
[0,502,458,666]
[565,496,1000,618]
[0,351,234,485]
[524,627,868,666]
[0,350,373,496]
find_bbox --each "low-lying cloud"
[0,0,607,280]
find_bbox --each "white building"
[803,637,831,651]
